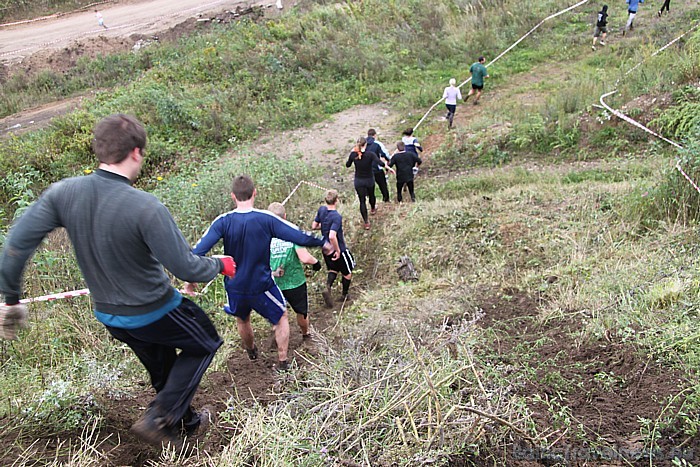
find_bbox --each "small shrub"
[631,138,700,225]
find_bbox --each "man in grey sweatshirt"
[0,114,235,447]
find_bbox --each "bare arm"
[295,247,319,265]
[329,230,341,260]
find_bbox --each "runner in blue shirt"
[185,175,331,371]
[312,190,355,307]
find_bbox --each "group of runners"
[345,128,424,229]
[0,108,427,448]
[0,114,367,448]
[0,41,440,453]
[441,56,490,129]
[592,0,672,50]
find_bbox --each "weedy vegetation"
[0,0,700,465]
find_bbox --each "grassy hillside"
[0,0,700,465]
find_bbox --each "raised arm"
[0,191,62,304]
[346,151,358,168]
[295,247,321,268]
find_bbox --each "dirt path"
[0,0,265,65]
[243,104,401,171]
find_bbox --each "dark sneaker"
[246,345,258,360]
[370,208,377,215]
[276,360,289,372]
[131,409,182,448]
[302,333,312,341]
[322,288,334,308]
[182,406,214,438]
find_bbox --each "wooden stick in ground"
[465,346,492,412]
[404,325,443,446]
[455,405,539,444]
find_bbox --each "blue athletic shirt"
[314,206,347,252]
[193,208,325,295]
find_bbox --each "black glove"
[312,261,322,271]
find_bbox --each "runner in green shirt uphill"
[268,202,322,340]
[464,56,490,106]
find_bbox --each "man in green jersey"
[464,56,490,106]
[268,202,323,340]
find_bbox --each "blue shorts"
[224,285,287,325]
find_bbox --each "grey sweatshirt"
[0,170,222,315]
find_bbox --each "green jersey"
[470,62,488,87]
[270,238,306,291]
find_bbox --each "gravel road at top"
[0,0,256,64]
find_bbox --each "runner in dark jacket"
[389,141,423,202]
[366,128,392,203]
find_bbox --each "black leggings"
[374,170,390,202]
[660,0,670,12]
[354,177,376,223]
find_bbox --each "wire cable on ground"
[1,1,594,303]
[598,22,700,193]
[281,180,331,206]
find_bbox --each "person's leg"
[107,326,176,393]
[252,286,289,367]
[225,295,257,359]
[341,275,352,297]
[273,310,290,362]
[601,31,606,45]
[465,88,474,101]
[446,104,456,128]
[297,313,309,335]
[368,180,377,210]
[236,317,255,352]
[323,269,338,307]
[407,180,416,202]
[339,250,355,298]
[355,183,369,223]
[396,181,403,202]
[375,170,390,202]
[116,298,223,441]
[625,11,636,31]
[474,89,482,104]
[284,284,310,336]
